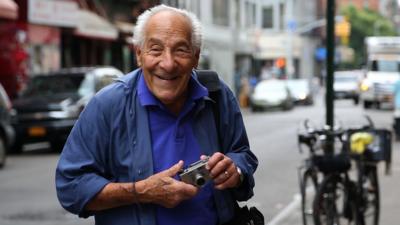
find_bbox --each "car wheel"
[353,96,359,105]
[9,142,23,154]
[50,141,66,153]
[363,101,372,109]
[0,137,7,168]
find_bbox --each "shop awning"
[0,0,18,20]
[74,10,118,40]
[253,34,302,59]
[115,21,134,34]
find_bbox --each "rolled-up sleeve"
[55,96,112,217]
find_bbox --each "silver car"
[250,79,294,111]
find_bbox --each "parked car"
[0,83,15,167]
[10,66,123,153]
[249,79,294,111]
[334,70,362,105]
[286,79,314,105]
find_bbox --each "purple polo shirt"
[137,73,218,225]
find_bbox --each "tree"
[340,5,397,67]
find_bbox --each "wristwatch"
[236,166,244,186]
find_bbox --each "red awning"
[0,0,18,20]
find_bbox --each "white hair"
[133,4,202,52]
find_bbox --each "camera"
[178,157,211,187]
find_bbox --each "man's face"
[136,11,199,108]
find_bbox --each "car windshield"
[371,60,400,72]
[287,80,308,92]
[255,81,286,93]
[21,74,85,97]
[334,76,358,82]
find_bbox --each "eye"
[174,46,192,57]
[150,46,162,52]
[148,45,163,55]
[177,46,190,52]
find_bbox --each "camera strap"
[196,70,265,225]
[195,69,222,150]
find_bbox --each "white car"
[334,70,362,105]
[249,79,294,111]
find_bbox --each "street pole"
[286,0,294,79]
[326,0,335,153]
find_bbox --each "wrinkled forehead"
[144,11,192,41]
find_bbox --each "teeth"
[156,75,177,80]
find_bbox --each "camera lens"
[195,174,206,187]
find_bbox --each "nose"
[159,50,176,72]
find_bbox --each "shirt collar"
[137,70,209,107]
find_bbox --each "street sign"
[287,20,297,32]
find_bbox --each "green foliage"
[340,5,397,67]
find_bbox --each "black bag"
[223,204,265,225]
[196,70,265,225]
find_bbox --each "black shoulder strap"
[195,69,222,150]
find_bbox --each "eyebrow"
[146,37,191,48]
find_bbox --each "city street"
[0,93,398,225]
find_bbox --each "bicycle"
[297,120,346,225]
[312,120,392,225]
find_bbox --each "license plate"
[28,126,46,137]
[383,95,392,101]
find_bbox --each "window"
[262,6,273,29]
[245,2,256,27]
[279,3,285,30]
[213,0,229,26]
[162,0,185,8]
[187,0,201,19]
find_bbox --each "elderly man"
[56,4,258,225]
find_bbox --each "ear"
[135,45,142,67]
[193,50,200,69]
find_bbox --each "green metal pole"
[326,0,335,153]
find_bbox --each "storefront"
[25,0,78,74]
[62,9,118,68]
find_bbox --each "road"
[0,95,398,225]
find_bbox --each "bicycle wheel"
[360,165,380,225]
[301,169,318,225]
[313,174,356,225]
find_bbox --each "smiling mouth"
[155,75,178,81]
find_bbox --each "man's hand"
[202,153,241,190]
[136,160,199,208]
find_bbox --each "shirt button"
[133,140,136,145]
[138,169,142,175]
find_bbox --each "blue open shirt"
[55,69,258,225]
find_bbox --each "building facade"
[162,0,319,92]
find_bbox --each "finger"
[207,152,225,170]
[200,155,208,160]
[212,164,236,185]
[209,157,233,178]
[160,160,184,177]
[214,172,240,190]
[180,182,199,197]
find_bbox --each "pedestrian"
[55,4,258,225]
[393,78,400,139]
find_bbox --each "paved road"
[0,95,398,225]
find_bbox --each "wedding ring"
[224,171,229,177]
